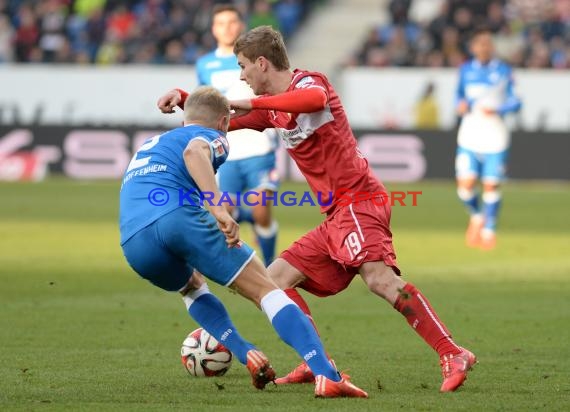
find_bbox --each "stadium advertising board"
[2,66,570,132]
[0,127,567,182]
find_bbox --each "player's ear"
[257,56,268,71]
[218,114,230,132]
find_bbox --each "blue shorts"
[121,206,255,292]
[455,147,509,183]
[218,153,279,196]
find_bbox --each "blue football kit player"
[455,28,522,249]
[120,87,365,397]
[195,4,278,266]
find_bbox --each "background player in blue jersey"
[119,86,367,397]
[455,27,522,250]
[195,4,279,267]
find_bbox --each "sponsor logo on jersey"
[295,76,315,89]
[276,126,309,148]
[212,136,228,158]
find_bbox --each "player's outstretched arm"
[228,101,273,132]
[230,88,327,114]
[183,139,239,246]
[250,88,328,113]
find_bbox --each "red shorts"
[281,199,400,297]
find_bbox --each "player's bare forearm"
[184,142,239,245]
[184,144,223,213]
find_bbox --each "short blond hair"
[234,26,290,71]
[184,86,230,125]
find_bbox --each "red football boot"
[246,350,276,390]
[275,359,349,385]
[314,375,368,398]
[440,347,477,392]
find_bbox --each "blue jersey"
[119,125,229,244]
[196,49,241,94]
[196,48,277,161]
[456,58,522,153]
[456,58,521,116]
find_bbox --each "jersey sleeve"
[229,109,272,131]
[293,74,330,100]
[497,66,522,115]
[250,88,328,113]
[455,65,467,107]
[196,59,207,86]
[249,73,330,113]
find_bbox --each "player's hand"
[157,89,182,114]
[481,107,497,116]
[229,99,253,118]
[211,207,240,247]
[457,100,469,116]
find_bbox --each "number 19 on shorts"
[345,232,362,260]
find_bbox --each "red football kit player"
[158,26,476,394]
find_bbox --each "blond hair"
[184,86,230,126]
[234,26,290,71]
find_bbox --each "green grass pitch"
[1,179,569,411]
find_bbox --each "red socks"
[286,284,461,358]
[284,288,321,335]
[394,283,461,357]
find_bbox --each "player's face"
[212,11,243,48]
[471,33,494,63]
[237,53,266,95]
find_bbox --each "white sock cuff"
[482,190,501,203]
[254,220,279,238]
[182,283,210,310]
[457,187,475,200]
[260,289,294,323]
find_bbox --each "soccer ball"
[181,328,233,377]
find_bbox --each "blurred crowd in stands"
[348,0,570,68]
[0,0,316,64]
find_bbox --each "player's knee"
[482,190,501,203]
[252,207,272,227]
[267,258,301,289]
[365,276,393,298]
[457,187,475,201]
[361,263,403,299]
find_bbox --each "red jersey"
[231,69,385,214]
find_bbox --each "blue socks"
[183,284,254,365]
[261,289,340,382]
[482,191,501,232]
[232,207,254,224]
[233,207,278,266]
[254,221,278,266]
[184,285,340,381]
[457,187,480,216]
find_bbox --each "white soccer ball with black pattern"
[181,328,233,377]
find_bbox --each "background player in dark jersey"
[158,26,476,393]
[121,86,367,398]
